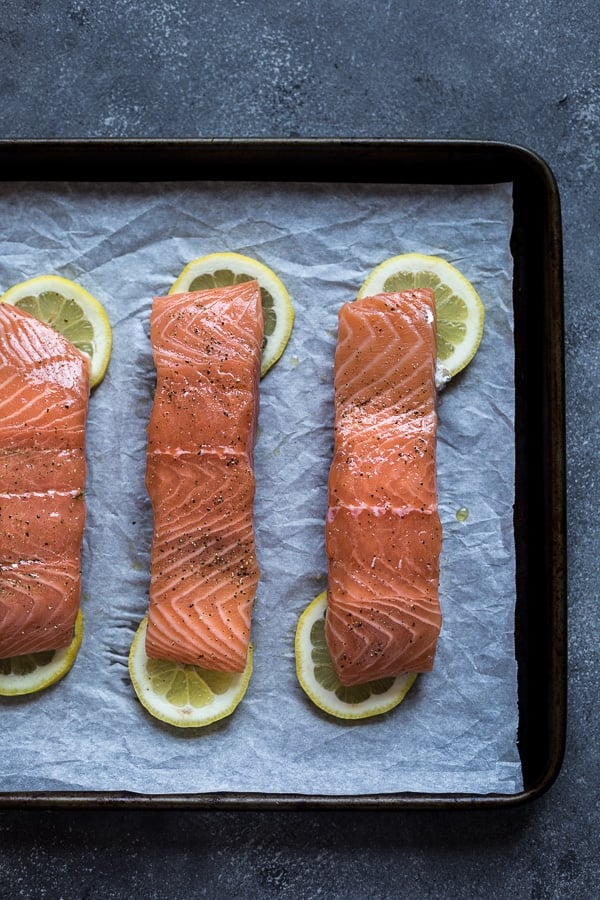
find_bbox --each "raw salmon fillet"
[0,304,89,658]
[325,290,442,686]
[145,281,263,672]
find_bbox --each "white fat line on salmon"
[147,447,248,459]
[0,490,83,499]
[327,503,437,519]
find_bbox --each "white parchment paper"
[0,180,521,796]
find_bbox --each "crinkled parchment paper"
[0,179,521,796]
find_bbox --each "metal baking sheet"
[0,139,566,809]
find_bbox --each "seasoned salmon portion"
[0,559,82,658]
[145,452,259,671]
[0,304,89,658]
[148,378,258,457]
[147,284,262,457]
[0,492,85,563]
[325,290,442,686]
[0,448,86,495]
[328,411,438,513]
[145,281,263,672]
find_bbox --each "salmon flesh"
[145,281,264,673]
[325,290,442,686]
[0,304,89,658]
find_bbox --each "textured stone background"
[0,1,598,897]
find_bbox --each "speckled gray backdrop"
[0,1,598,898]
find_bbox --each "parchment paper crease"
[0,180,521,796]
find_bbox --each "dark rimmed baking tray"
[0,138,565,809]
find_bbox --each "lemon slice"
[128,616,253,728]
[295,592,416,720]
[0,610,83,697]
[0,275,113,388]
[358,253,485,380]
[169,252,294,377]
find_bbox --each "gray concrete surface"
[0,0,598,897]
